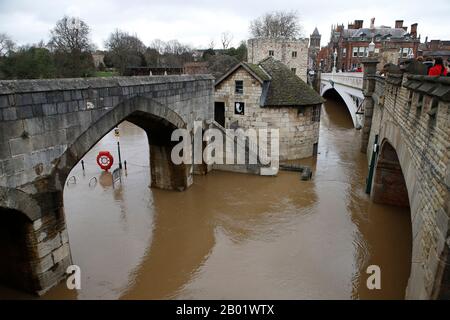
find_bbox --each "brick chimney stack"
[395,20,404,29]
[410,23,418,38]
[354,20,363,29]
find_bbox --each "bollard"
[81,160,85,171]
[124,160,127,171]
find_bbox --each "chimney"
[370,17,375,29]
[410,23,418,38]
[395,20,404,28]
[354,20,363,29]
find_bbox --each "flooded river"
[1,97,412,300]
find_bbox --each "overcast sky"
[0,0,448,50]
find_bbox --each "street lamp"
[368,39,375,57]
[332,49,338,73]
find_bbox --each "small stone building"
[247,38,309,82]
[214,57,324,160]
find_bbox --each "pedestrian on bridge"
[428,57,448,76]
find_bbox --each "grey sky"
[0,0,448,50]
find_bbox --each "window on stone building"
[353,47,358,57]
[374,48,380,55]
[342,48,346,57]
[269,50,274,56]
[291,68,297,73]
[311,105,321,122]
[235,80,244,94]
[292,51,297,58]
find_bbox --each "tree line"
[0,11,301,80]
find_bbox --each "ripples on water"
[0,98,412,300]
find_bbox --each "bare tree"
[105,29,146,75]
[249,11,302,39]
[49,16,93,53]
[208,39,215,50]
[221,32,233,49]
[0,33,15,57]
[149,39,166,54]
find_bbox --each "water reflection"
[0,98,411,300]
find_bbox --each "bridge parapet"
[365,71,450,299]
[321,72,363,90]
[372,75,386,106]
[0,75,214,192]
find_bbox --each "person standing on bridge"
[428,57,448,76]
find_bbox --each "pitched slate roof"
[351,27,407,39]
[215,57,324,107]
[259,57,324,107]
[215,62,270,86]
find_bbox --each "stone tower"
[310,27,321,49]
[308,28,321,70]
[247,38,309,82]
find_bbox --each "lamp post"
[368,39,375,58]
[114,127,123,170]
[332,49,338,73]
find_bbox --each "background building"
[247,38,309,82]
[320,18,420,72]
[419,39,450,62]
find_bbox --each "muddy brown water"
[0,98,412,300]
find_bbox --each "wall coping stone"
[404,75,450,101]
[0,75,215,94]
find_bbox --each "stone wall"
[215,67,320,161]
[365,73,450,299]
[247,38,309,82]
[0,75,214,295]
[0,75,214,192]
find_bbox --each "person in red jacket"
[428,57,448,76]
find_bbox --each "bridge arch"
[371,120,423,298]
[320,80,364,129]
[0,187,42,221]
[0,207,38,294]
[54,95,192,192]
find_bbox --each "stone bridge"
[320,72,364,128]
[321,62,449,299]
[0,75,215,294]
[359,58,450,299]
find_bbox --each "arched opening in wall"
[372,141,409,207]
[367,140,412,298]
[55,108,192,298]
[60,120,153,299]
[0,208,35,294]
[321,88,353,129]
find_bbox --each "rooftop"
[215,57,324,107]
